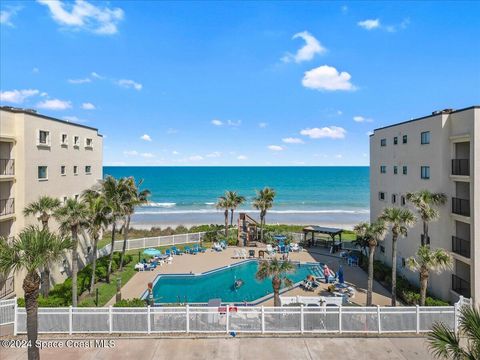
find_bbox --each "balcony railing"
[0,198,15,216]
[452,274,471,298]
[0,276,14,299]
[452,159,470,176]
[452,236,470,258]
[0,159,15,176]
[452,197,470,217]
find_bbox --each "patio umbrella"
[143,248,161,257]
[273,235,287,242]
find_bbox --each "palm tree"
[225,191,246,228]
[256,258,295,306]
[0,227,71,360]
[216,196,230,237]
[427,305,480,360]
[354,221,387,306]
[406,190,447,246]
[54,198,88,307]
[252,187,276,241]
[380,207,417,306]
[406,246,452,306]
[119,178,150,271]
[82,188,111,291]
[23,196,61,297]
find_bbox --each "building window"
[403,166,408,175]
[61,165,66,176]
[393,166,398,175]
[379,192,386,201]
[85,138,93,148]
[392,194,397,204]
[38,130,50,145]
[380,139,387,147]
[73,166,78,175]
[401,195,406,206]
[421,131,430,145]
[402,135,408,144]
[85,165,92,174]
[380,165,387,174]
[61,133,68,145]
[38,166,48,180]
[421,166,430,179]
[73,136,80,147]
[393,137,398,145]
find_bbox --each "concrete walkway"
[1,336,434,360]
[110,246,392,306]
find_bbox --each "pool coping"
[141,259,323,306]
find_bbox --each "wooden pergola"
[302,225,343,249]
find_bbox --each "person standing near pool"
[323,264,332,283]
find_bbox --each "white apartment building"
[370,106,479,305]
[0,106,103,298]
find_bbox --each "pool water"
[151,260,324,304]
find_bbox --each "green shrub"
[113,298,147,307]
[425,297,449,306]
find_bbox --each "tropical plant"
[23,196,62,297]
[406,190,447,246]
[380,207,417,306]
[256,258,294,306]
[0,227,71,360]
[118,178,150,271]
[354,220,387,306]
[54,198,88,306]
[406,246,452,306]
[82,188,111,291]
[225,191,246,228]
[216,196,230,237]
[427,305,480,360]
[252,187,276,241]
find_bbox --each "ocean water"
[103,166,370,227]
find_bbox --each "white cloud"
[0,6,21,27]
[282,137,304,144]
[188,155,204,161]
[335,154,343,159]
[63,115,88,123]
[0,89,39,104]
[268,145,284,151]
[123,150,139,156]
[37,0,124,35]
[172,150,179,155]
[237,155,247,160]
[282,31,327,63]
[300,126,346,139]
[206,151,221,158]
[258,122,268,128]
[140,134,152,142]
[91,72,104,79]
[227,120,241,127]
[32,67,40,74]
[358,19,381,30]
[68,78,91,84]
[341,5,348,13]
[36,98,72,110]
[353,115,373,123]
[116,79,142,90]
[81,102,95,110]
[211,119,223,126]
[302,65,355,91]
[141,152,154,158]
[211,119,241,127]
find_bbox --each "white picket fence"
[1,297,471,336]
[97,232,207,258]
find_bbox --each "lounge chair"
[240,249,248,259]
[213,242,223,252]
[193,244,205,253]
[266,244,275,255]
[232,249,240,259]
[220,240,227,249]
[290,243,301,252]
[171,246,184,255]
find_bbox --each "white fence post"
[416,305,420,334]
[226,305,229,334]
[186,305,190,333]
[377,305,381,334]
[261,306,265,334]
[173,234,176,245]
[300,305,304,334]
[109,306,113,334]
[13,298,17,336]
[69,306,73,335]
[147,306,151,334]
[454,302,459,335]
[338,306,342,334]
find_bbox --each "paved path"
[1,336,433,360]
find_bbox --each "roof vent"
[24,108,38,113]
[432,108,454,115]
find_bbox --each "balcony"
[0,276,14,299]
[452,236,470,258]
[0,159,15,176]
[452,274,471,298]
[452,197,470,217]
[0,198,15,217]
[451,159,469,176]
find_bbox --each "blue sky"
[1,1,479,166]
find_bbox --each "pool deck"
[108,246,392,306]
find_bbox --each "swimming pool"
[147,260,324,304]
